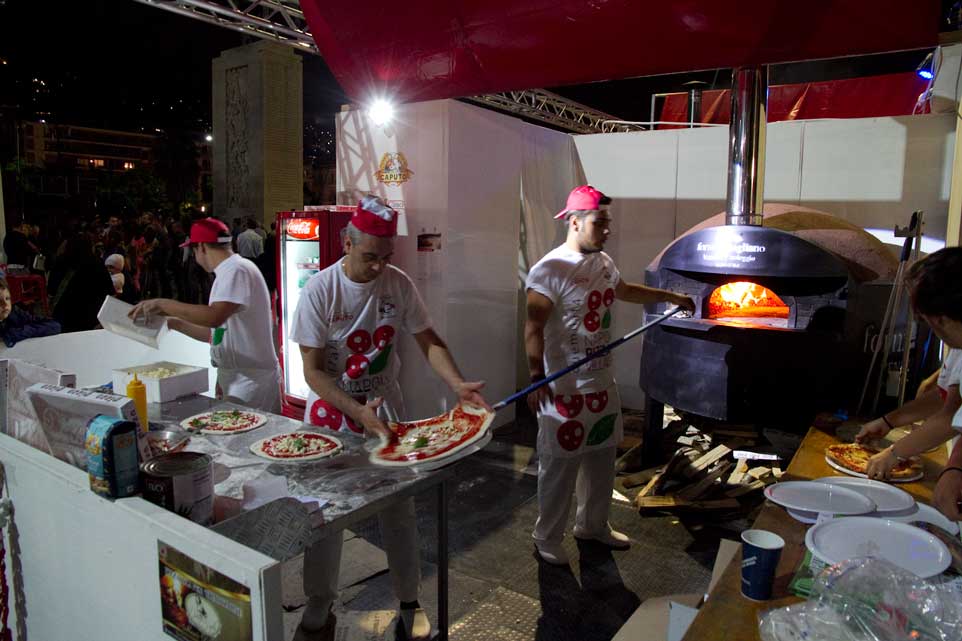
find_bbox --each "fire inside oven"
[707,281,789,327]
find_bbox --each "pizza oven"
[639,67,888,428]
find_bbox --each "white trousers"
[532,447,617,545]
[303,496,421,609]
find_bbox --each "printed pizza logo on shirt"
[332,323,399,394]
[286,219,320,240]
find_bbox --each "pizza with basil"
[825,443,923,480]
[180,409,268,435]
[371,403,494,467]
[249,431,343,461]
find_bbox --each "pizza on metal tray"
[371,403,494,467]
[825,443,922,479]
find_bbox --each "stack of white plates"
[764,481,876,524]
[805,516,951,578]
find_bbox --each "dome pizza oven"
[639,68,896,428]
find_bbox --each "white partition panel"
[1,433,282,640]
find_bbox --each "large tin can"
[142,452,214,526]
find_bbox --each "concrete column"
[212,41,303,227]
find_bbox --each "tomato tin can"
[141,452,214,526]
[85,415,141,499]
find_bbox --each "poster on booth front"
[159,541,253,641]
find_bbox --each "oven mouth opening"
[708,281,789,327]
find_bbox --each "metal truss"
[463,90,640,134]
[131,0,317,54]
[132,2,633,133]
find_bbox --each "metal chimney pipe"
[726,67,768,226]
[684,81,706,128]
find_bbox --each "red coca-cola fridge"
[276,206,353,418]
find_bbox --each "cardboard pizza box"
[112,361,208,403]
[26,383,138,469]
[0,358,77,455]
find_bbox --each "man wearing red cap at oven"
[129,217,280,412]
[525,186,694,566]
[289,195,490,639]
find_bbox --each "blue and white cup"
[740,529,785,601]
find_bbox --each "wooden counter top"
[680,425,948,641]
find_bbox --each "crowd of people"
[0,211,276,337]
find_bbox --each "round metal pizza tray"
[813,476,915,512]
[824,455,923,483]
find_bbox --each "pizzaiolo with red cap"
[289,195,491,640]
[129,217,280,412]
[525,185,695,567]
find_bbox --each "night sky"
[0,0,346,161]
[0,0,941,139]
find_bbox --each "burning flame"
[708,281,789,319]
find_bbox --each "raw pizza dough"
[825,443,923,482]
[249,431,343,461]
[371,403,495,467]
[180,409,269,435]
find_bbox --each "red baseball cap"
[180,217,233,247]
[352,196,398,237]
[554,185,612,219]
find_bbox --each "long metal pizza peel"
[491,306,684,411]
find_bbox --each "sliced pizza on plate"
[250,431,343,461]
[181,409,268,435]
[825,443,923,482]
[371,403,495,467]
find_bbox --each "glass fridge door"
[280,218,321,401]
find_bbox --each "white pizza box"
[112,361,208,403]
[97,295,168,349]
[0,359,77,455]
[26,383,139,469]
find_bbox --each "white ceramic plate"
[813,476,915,513]
[883,502,961,536]
[765,481,876,515]
[805,516,951,578]
[824,455,923,483]
[787,508,819,524]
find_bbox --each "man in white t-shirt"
[236,218,264,259]
[129,217,280,412]
[524,185,694,566]
[289,195,489,639]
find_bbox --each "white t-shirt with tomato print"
[290,260,432,433]
[525,244,621,394]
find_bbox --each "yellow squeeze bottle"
[126,373,148,433]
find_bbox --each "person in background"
[864,248,962,500]
[236,218,264,260]
[105,254,138,304]
[129,218,280,412]
[524,185,694,566]
[0,278,61,347]
[3,221,39,268]
[49,235,115,333]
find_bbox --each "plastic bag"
[759,557,962,641]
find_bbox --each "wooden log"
[727,459,749,485]
[619,464,663,489]
[677,461,733,501]
[636,496,741,511]
[725,479,768,497]
[638,450,690,498]
[682,444,732,478]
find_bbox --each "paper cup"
[740,529,784,601]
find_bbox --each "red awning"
[658,72,932,127]
[300,0,939,104]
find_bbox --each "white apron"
[305,381,405,433]
[537,382,623,458]
[217,366,281,413]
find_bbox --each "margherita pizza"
[181,409,268,435]
[249,431,343,461]
[825,443,923,481]
[371,403,494,467]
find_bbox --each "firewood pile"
[616,420,784,513]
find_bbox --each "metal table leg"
[437,479,449,641]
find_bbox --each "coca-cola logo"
[287,219,320,240]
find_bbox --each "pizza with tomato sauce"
[181,409,268,435]
[250,431,343,461]
[371,403,494,467]
[825,443,923,481]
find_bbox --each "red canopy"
[301,0,939,103]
